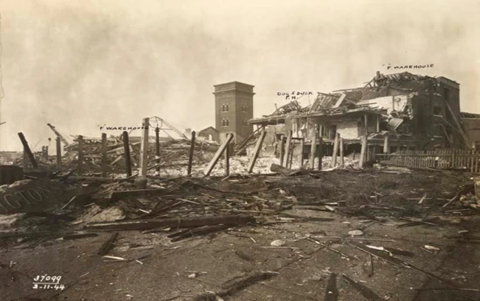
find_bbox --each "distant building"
[213,81,254,145]
[198,126,219,143]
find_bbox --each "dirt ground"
[1,168,480,301]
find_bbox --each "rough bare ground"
[1,169,479,301]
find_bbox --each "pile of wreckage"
[248,71,463,153]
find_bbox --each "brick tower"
[213,82,254,145]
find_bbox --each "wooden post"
[247,129,266,173]
[101,133,107,177]
[364,114,368,135]
[282,130,292,167]
[332,133,340,167]
[204,133,234,176]
[77,135,84,175]
[451,149,456,169]
[279,135,285,164]
[155,127,160,175]
[19,133,38,169]
[23,147,28,168]
[139,118,150,177]
[56,137,61,168]
[288,141,294,169]
[187,131,196,176]
[376,115,380,132]
[383,136,390,154]
[224,141,230,176]
[339,138,344,166]
[122,131,132,177]
[42,146,48,161]
[359,135,367,168]
[299,138,305,167]
[318,136,323,170]
[309,128,318,170]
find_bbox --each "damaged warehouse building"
[246,71,474,168]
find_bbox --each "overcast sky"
[0,0,479,151]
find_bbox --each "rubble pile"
[59,137,218,175]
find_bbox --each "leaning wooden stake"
[139,118,150,177]
[56,137,61,168]
[122,131,132,177]
[359,135,368,168]
[282,130,292,167]
[187,131,196,176]
[204,133,234,176]
[18,132,38,169]
[339,137,344,167]
[332,133,340,167]
[78,135,84,175]
[309,129,318,169]
[101,133,107,177]
[248,129,266,173]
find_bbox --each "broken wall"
[337,120,360,139]
[357,95,408,115]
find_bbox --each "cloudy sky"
[0,0,479,151]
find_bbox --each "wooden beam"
[155,127,160,175]
[101,133,107,177]
[204,133,234,176]
[288,141,294,169]
[187,131,196,176]
[225,141,230,176]
[122,131,132,177]
[444,101,471,149]
[139,118,150,177]
[18,132,38,169]
[359,135,368,168]
[332,133,340,167]
[383,136,390,154]
[309,128,318,170]
[279,135,285,164]
[364,114,368,135]
[299,138,305,167]
[318,136,323,170]
[78,135,84,175]
[56,137,61,168]
[282,130,292,167]
[247,129,266,173]
[339,137,344,166]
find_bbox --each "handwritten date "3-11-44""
[32,274,65,290]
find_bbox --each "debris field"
[1,161,480,301]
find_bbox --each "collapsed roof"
[249,72,447,132]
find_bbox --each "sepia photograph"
[0,0,480,300]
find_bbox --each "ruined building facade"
[248,72,466,152]
[213,82,255,145]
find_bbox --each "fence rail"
[376,149,480,173]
